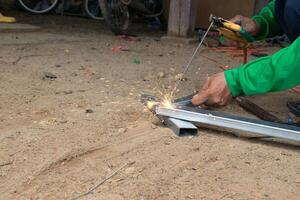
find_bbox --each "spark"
[161,95,175,109]
[146,101,159,110]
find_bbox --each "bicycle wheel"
[18,0,59,14]
[85,0,104,20]
[98,0,130,35]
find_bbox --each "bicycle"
[98,0,164,35]
[18,0,103,20]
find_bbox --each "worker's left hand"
[192,72,233,106]
[230,15,259,36]
[291,86,300,94]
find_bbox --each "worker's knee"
[282,0,300,41]
[284,0,300,20]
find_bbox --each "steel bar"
[156,106,300,142]
[163,117,198,136]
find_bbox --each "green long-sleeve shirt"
[224,0,300,96]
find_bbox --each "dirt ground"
[0,13,300,200]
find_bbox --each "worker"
[192,0,300,107]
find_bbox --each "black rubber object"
[287,101,300,117]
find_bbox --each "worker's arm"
[225,36,300,96]
[192,36,300,106]
[252,0,282,40]
[231,0,282,40]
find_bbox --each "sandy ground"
[0,13,300,200]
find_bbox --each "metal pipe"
[163,117,198,136]
[156,106,300,142]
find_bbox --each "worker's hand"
[192,72,233,106]
[291,86,300,94]
[230,15,259,36]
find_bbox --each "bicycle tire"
[98,0,130,35]
[85,0,104,20]
[18,0,59,14]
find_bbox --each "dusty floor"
[0,13,300,200]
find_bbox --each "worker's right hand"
[230,15,259,36]
[192,72,233,107]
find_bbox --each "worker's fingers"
[201,76,210,90]
[230,15,243,25]
[291,86,300,94]
[192,91,209,106]
[192,76,212,106]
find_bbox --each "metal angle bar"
[163,117,198,136]
[156,106,300,142]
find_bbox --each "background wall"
[196,0,255,28]
[164,0,269,28]
[1,0,269,28]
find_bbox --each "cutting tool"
[209,14,255,43]
[209,14,255,64]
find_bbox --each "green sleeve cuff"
[252,16,267,40]
[224,68,243,97]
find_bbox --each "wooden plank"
[167,0,180,36]
[179,0,197,37]
[167,0,197,37]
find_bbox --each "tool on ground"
[0,12,16,23]
[141,93,300,143]
[236,96,282,123]
[209,14,255,64]
[170,21,214,97]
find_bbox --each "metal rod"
[156,106,300,142]
[170,21,214,97]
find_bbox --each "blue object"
[276,0,300,42]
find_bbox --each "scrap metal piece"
[163,117,198,136]
[156,106,300,142]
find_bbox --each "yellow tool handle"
[218,27,247,43]
[0,13,16,23]
[223,21,241,32]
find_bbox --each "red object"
[111,45,129,52]
[117,35,141,42]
